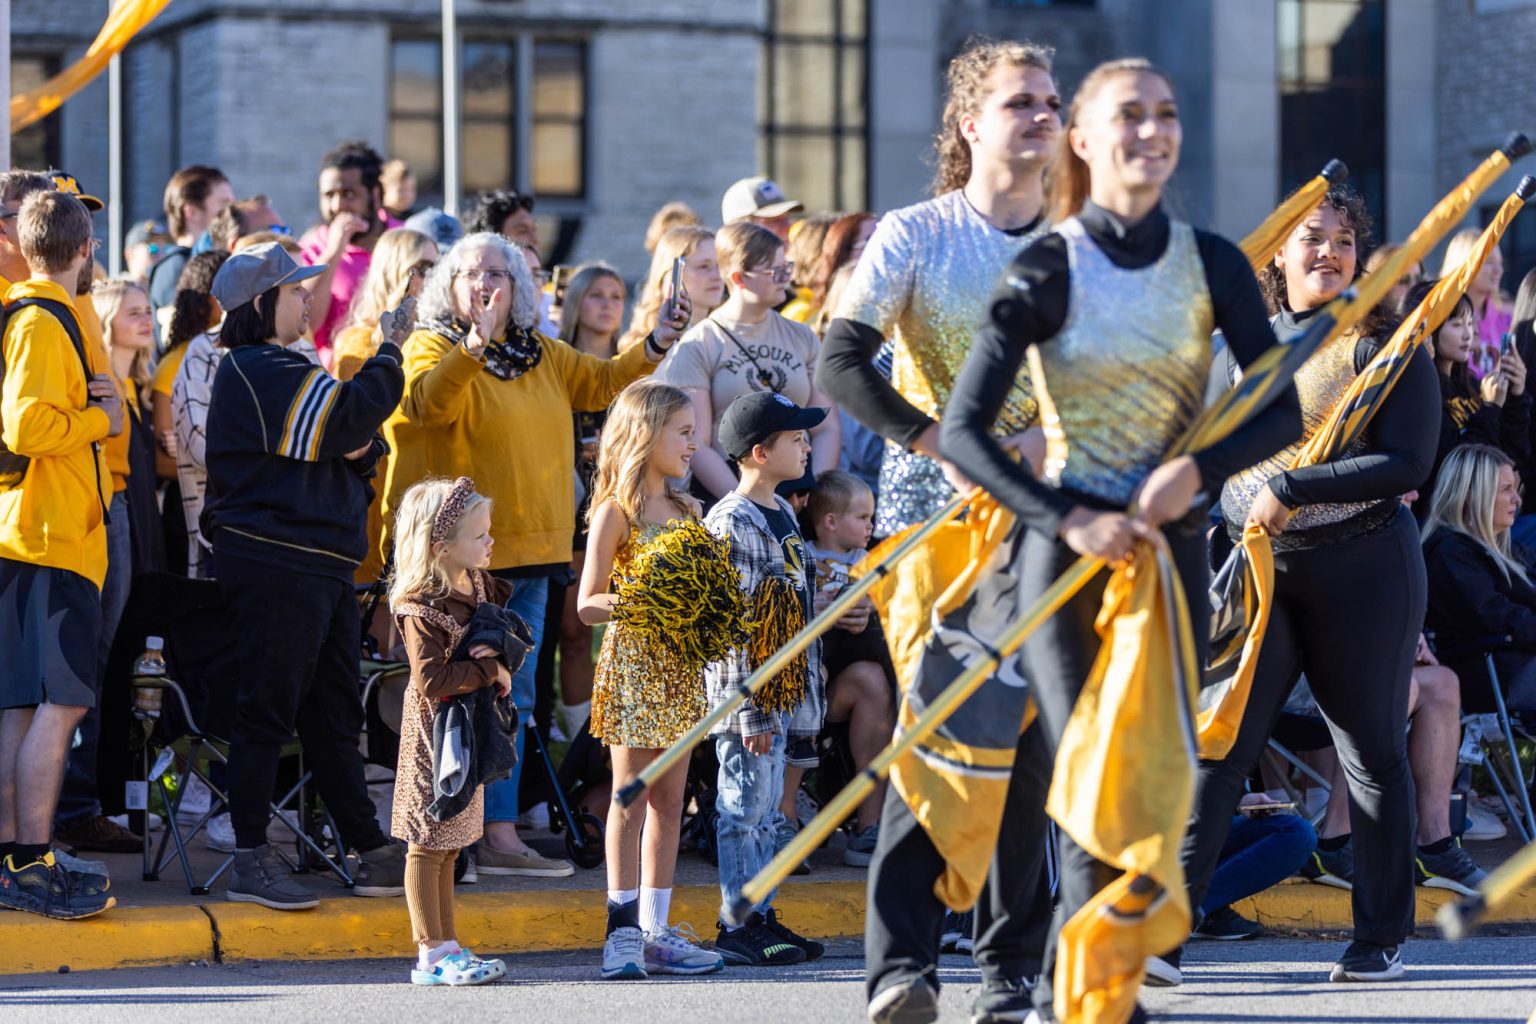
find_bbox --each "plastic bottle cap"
[145,636,165,651]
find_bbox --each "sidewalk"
[5,830,1533,974]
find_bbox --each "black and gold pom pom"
[612,520,751,676]
[746,575,809,713]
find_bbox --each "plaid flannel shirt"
[703,491,825,739]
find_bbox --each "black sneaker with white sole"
[1192,906,1265,940]
[970,975,1035,1023]
[1143,953,1183,987]
[941,909,973,953]
[1299,841,1354,890]
[714,912,806,966]
[1415,838,1488,897]
[868,972,939,1024]
[1329,941,1405,982]
[763,906,824,961]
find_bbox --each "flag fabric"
[12,0,175,133]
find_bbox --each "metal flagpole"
[0,0,11,170]
[442,0,460,217]
[108,0,124,276]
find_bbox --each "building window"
[12,55,62,172]
[1278,0,1387,227]
[389,35,587,206]
[761,0,869,212]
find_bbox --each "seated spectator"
[0,189,121,919]
[1408,279,1530,517]
[464,188,538,250]
[1192,796,1317,942]
[1506,267,1536,546]
[300,141,400,363]
[201,241,407,909]
[780,215,836,324]
[208,195,286,253]
[381,158,417,222]
[643,200,700,255]
[801,470,895,866]
[656,222,840,505]
[381,230,691,877]
[620,225,725,352]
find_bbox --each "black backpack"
[0,296,95,489]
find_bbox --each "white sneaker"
[1463,805,1508,841]
[644,923,724,975]
[516,802,551,832]
[175,776,214,826]
[1143,955,1182,987]
[601,925,648,980]
[204,813,236,853]
[110,812,163,833]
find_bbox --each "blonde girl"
[620,226,724,351]
[389,476,513,987]
[577,379,723,980]
[333,227,438,381]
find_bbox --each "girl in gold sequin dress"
[577,379,725,979]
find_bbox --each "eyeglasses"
[454,269,513,286]
[409,260,437,280]
[747,261,794,283]
[269,225,292,236]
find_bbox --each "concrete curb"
[2,877,1531,975]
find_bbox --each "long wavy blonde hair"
[620,225,716,351]
[587,380,699,529]
[341,228,435,335]
[92,278,153,393]
[1423,444,1529,584]
[388,476,495,609]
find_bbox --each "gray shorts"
[0,558,101,709]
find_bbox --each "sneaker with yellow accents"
[0,851,115,919]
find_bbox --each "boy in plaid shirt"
[704,392,827,967]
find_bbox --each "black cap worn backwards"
[717,390,827,461]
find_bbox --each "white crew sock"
[558,701,591,738]
[639,886,672,934]
[419,939,458,969]
[607,887,640,907]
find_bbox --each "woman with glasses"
[382,231,689,879]
[657,221,841,504]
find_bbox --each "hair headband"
[431,477,477,544]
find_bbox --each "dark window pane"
[534,42,584,119]
[777,0,835,36]
[531,122,582,196]
[463,121,513,193]
[463,42,514,119]
[775,42,837,130]
[391,40,440,115]
[12,56,59,172]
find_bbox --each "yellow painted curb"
[0,903,213,973]
[1236,876,1536,931]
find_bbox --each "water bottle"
[132,636,167,718]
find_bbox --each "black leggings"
[1182,507,1423,947]
[1022,526,1209,1014]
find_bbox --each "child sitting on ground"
[704,391,828,966]
[800,470,897,867]
[389,476,514,987]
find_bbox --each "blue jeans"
[715,729,788,921]
[483,574,548,823]
[58,492,131,825]
[1202,812,1318,914]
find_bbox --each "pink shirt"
[1469,298,1513,380]
[299,213,404,361]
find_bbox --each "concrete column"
[1386,0,1437,242]
[1211,0,1279,239]
[867,0,942,211]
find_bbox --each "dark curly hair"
[463,188,535,236]
[1258,184,1396,339]
[166,249,230,354]
[321,140,385,194]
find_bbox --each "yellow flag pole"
[614,491,970,808]
[1238,159,1348,272]
[1438,838,1536,940]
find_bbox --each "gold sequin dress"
[590,522,709,748]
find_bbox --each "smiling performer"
[941,59,1301,1023]
[1181,184,1438,987]
[818,36,1065,1024]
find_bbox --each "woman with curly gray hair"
[382,231,690,876]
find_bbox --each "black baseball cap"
[717,391,827,461]
[48,170,104,212]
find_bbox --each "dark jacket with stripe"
[201,340,404,580]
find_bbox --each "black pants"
[864,721,1053,998]
[216,551,386,852]
[1023,526,1209,1014]
[1182,507,1422,947]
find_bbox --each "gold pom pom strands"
[746,576,809,714]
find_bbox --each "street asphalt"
[2,934,1533,1023]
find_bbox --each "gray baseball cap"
[404,206,463,249]
[211,241,327,311]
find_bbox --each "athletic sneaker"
[776,819,812,875]
[970,975,1035,1023]
[601,924,648,980]
[714,912,806,966]
[764,906,824,960]
[941,909,974,953]
[0,852,115,919]
[844,824,880,867]
[412,948,506,986]
[1416,839,1488,897]
[644,922,724,975]
[1299,841,1354,889]
[1329,941,1404,982]
[1143,954,1182,987]
[1191,906,1265,940]
[227,844,319,910]
[868,972,938,1024]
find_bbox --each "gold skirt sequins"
[590,620,708,749]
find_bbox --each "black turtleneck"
[940,200,1301,539]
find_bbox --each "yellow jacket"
[382,329,655,571]
[75,295,136,493]
[0,280,112,588]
